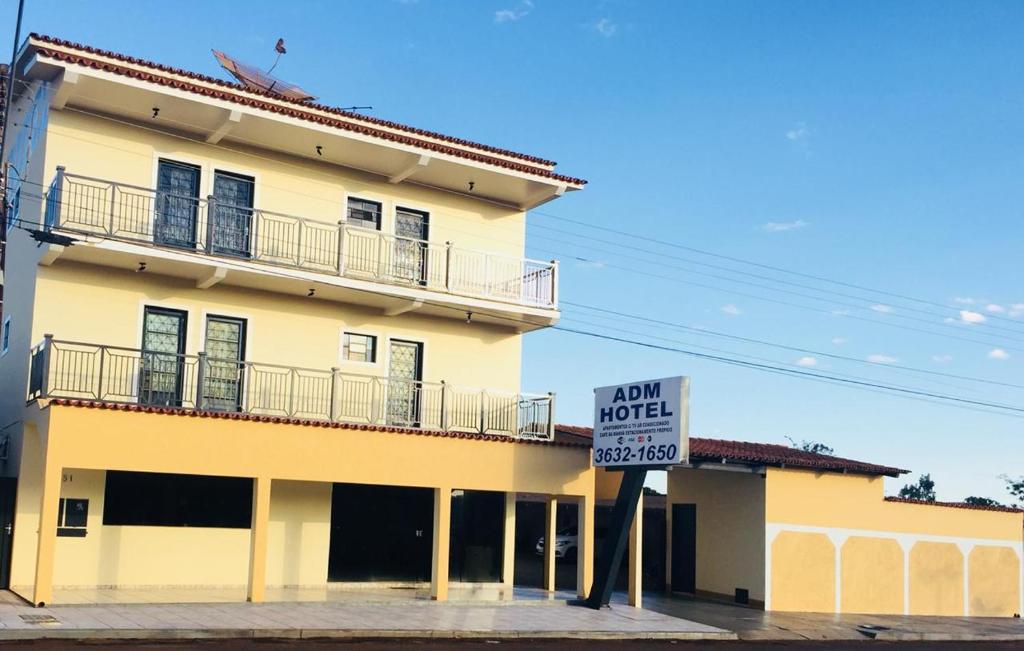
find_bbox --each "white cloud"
[591,17,618,37]
[761,219,809,233]
[1010,304,1024,318]
[988,348,1010,361]
[867,354,898,364]
[795,356,818,367]
[831,309,851,317]
[831,337,846,345]
[932,354,953,363]
[786,122,810,142]
[721,304,742,316]
[953,297,975,305]
[495,0,533,22]
[986,303,1006,314]
[959,310,986,325]
[870,304,893,314]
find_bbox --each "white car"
[536,526,578,561]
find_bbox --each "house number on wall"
[62,473,73,483]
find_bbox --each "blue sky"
[5,0,1023,501]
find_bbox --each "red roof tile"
[46,398,589,449]
[555,425,908,477]
[884,497,1023,514]
[28,35,586,187]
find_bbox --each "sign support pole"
[582,465,652,609]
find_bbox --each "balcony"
[28,337,555,441]
[41,169,559,328]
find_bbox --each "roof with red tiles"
[883,496,1023,514]
[555,424,908,477]
[46,398,590,449]
[26,34,586,187]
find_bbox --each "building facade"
[568,427,1024,618]
[0,34,595,606]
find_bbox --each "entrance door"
[671,503,697,593]
[386,340,423,427]
[140,307,187,407]
[203,316,246,411]
[393,208,428,284]
[0,478,16,588]
[210,171,255,258]
[155,160,201,249]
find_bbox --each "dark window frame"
[346,197,383,231]
[102,471,253,529]
[342,332,377,363]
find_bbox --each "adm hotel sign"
[592,376,689,467]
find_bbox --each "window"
[343,332,377,363]
[57,498,89,537]
[1,316,10,356]
[346,198,382,230]
[103,471,253,528]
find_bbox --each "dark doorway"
[328,483,433,582]
[671,503,697,593]
[155,159,200,249]
[449,489,503,582]
[210,171,255,258]
[0,477,16,588]
[140,306,187,407]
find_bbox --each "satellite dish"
[212,49,316,102]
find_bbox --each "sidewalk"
[641,594,1024,642]
[0,595,734,641]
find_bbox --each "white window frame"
[339,329,381,367]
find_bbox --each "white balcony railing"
[43,168,558,310]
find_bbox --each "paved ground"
[641,595,1024,642]
[1,638,1023,649]
[0,597,732,641]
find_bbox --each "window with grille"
[346,197,382,230]
[342,332,377,363]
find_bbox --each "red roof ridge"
[554,424,907,477]
[884,496,1024,514]
[28,34,587,186]
[48,398,589,449]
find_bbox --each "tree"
[964,496,1002,507]
[785,436,834,456]
[898,474,936,501]
[1003,475,1024,506]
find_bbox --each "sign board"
[592,376,689,467]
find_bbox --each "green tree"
[964,496,1002,507]
[1003,475,1024,506]
[785,436,834,456]
[898,474,936,501]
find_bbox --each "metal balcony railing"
[43,168,559,309]
[27,337,555,441]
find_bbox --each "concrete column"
[431,486,452,601]
[576,493,595,599]
[32,450,62,607]
[628,492,644,607]
[543,496,557,592]
[502,492,516,587]
[246,476,272,603]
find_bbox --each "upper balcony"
[40,168,559,330]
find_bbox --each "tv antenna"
[212,38,317,102]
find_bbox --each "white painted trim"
[765,522,1022,615]
[338,328,383,368]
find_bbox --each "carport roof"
[555,425,909,478]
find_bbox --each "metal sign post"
[581,376,689,610]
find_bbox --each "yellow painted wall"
[44,109,527,261]
[666,468,766,602]
[10,405,594,591]
[840,537,904,615]
[32,261,522,394]
[969,546,1021,617]
[766,468,1023,617]
[909,542,963,616]
[769,532,834,613]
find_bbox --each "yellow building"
[0,34,595,607]
[569,428,1023,618]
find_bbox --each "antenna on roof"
[212,39,317,103]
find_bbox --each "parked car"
[536,525,578,561]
